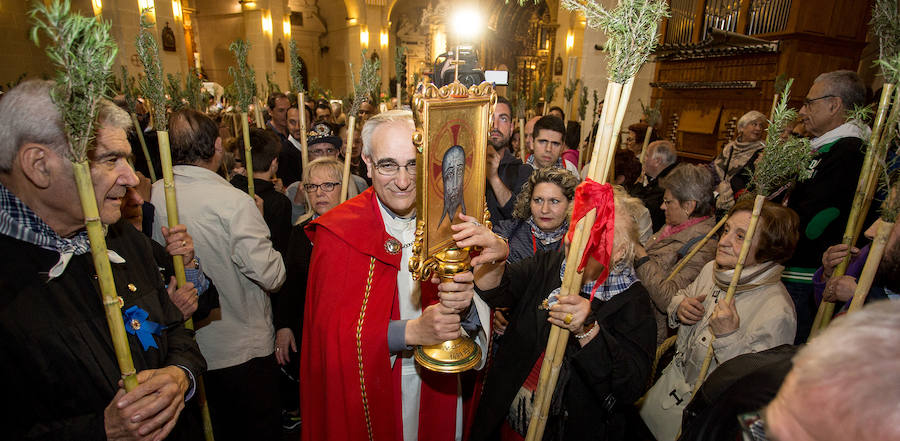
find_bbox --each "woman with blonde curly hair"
[493,167,579,264]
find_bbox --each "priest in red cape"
[300,110,504,441]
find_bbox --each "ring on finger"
[181,240,187,247]
[564,313,573,325]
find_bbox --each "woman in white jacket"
[640,198,800,441]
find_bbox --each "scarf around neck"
[526,217,569,246]
[810,121,870,152]
[712,261,780,293]
[0,183,123,280]
[553,258,638,302]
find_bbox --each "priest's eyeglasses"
[374,160,417,177]
[304,181,341,193]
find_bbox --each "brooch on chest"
[385,238,402,255]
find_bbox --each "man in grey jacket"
[151,109,286,441]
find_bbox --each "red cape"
[301,188,461,441]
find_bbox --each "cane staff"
[690,80,815,396]
[30,0,138,391]
[229,39,257,199]
[136,11,216,440]
[848,193,898,313]
[810,0,900,334]
[341,50,381,202]
[519,118,527,162]
[120,66,157,183]
[519,1,669,440]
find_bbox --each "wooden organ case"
[650,0,871,161]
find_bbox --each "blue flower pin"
[123,305,162,350]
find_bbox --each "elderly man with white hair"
[630,139,679,231]
[300,110,496,441]
[764,300,900,441]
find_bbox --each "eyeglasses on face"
[801,95,836,107]
[304,181,341,193]
[373,160,417,177]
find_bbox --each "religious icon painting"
[408,80,496,280]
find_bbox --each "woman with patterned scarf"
[494,167,579,264]
[711,110,766,214]
[460,183,656,441]
[640,198,800,441]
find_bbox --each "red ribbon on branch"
[566,179,615,287]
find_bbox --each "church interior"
[0,0,875,161]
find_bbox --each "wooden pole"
[810,84,896,336]
[519,118,527,162]
[639,125,653,164]
[847,220,894,313]
[664,214,729,283]
[298,92,310,178]
[157,130,186,288]
[130,113,156,182]
[397,82,402,109]
[240,112,255,198]
[769,93,780,119]
[74,160,139,391]
[525,78,631,441]
[691,194,765,396]
[340,115,356,202]
[254,97,265,129]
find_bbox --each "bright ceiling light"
[451,8,482,41]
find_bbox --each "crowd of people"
[1,68,899,441]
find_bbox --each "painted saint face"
[439,145,466,226]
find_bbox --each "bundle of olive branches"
[749,79,814,195]
[228,39,258,197]
[288,39,305,95]
[578,85,588,122]
[348,49,381,118]
[543,80,559,114]
[229,39,257,114]
[528,80,542,117]
[394,45,407,104]
[561,0,668,84]
[184,68,203,112]
[136,11,167,132]
[166,73,186,111]
[29,0,138,390]
[119,65,156,182]
[563,77,580,117]
[265,72,281,95]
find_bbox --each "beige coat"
[640,261,796,441]
[636,216,718,345]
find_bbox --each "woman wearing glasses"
[633,164,718,345]
[274,157,351,427]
